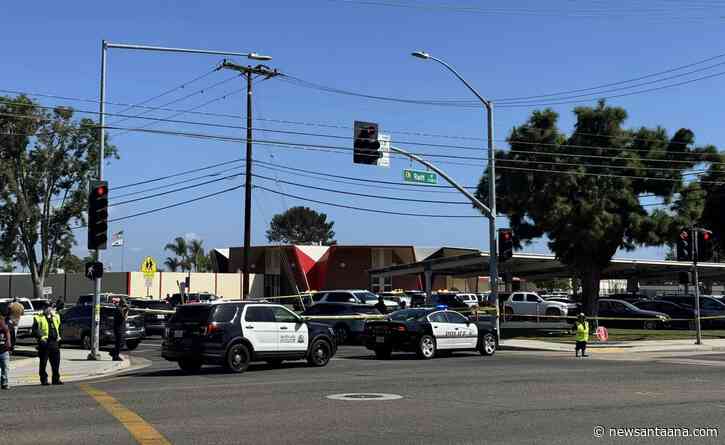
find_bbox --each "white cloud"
[184,232,200,241]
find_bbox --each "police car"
[362,307,497,359]
[162,301,337,373]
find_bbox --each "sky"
[2,1,725,271]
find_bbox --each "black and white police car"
[362,306,497,360]
[162,301,337,373]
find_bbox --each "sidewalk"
[8,346,133,387]
[502,338,725,354]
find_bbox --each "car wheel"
[504,308,514,322]
[178,359,202,373]
[417,335,436,360]
[81,333,91,350]
[479,333,497,356]
[334,324,350,345]
[545,308,561,322]
[266,359,283,367]
[307,339,332,367]
[225,343,250,374]
[125,340,140,351]
[374,347,392,360]
[643,320,658,330]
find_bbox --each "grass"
[515,329,725,343]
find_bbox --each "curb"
[9,355,150,387]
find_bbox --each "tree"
[0,95,118,298]
[534,278,572,292]
[477,101,717,315]
[698,154,725,262]
[164,237,190,271]
[266,206,336,245]
[164,257,181,272]
[187,239,211,272]
[55,253,84,273]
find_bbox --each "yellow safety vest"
[575,321,589,342]
[34,313,61,342]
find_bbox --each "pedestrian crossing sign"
[140,256,157,278]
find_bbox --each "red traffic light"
[703,231,711,241]
[502,231,511,240]
[95,186,107,196]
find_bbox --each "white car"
[456,293,480,308]
[0,298,36,336]
[503,292,569,320]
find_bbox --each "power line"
[111,173,242,207]
[254,185,484,218]
[497,165,725,184]
[110,165,242,200]
[115,157,243,190]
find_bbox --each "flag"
[111,230,124,247]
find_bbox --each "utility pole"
[220,60,279,298]
[692,226,702,345]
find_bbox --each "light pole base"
[87,352,101,361]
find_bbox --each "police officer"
[32,305,62,385]
[575,313,590,358]
[110,298,128,361]
[374,296,388,315]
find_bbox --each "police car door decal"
[428,312,454,349]
[273,306,308,352]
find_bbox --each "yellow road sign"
[140,256,157,278]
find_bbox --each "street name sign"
[403,169,437,185]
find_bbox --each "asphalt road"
[3,338,725,445]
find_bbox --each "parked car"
[543,296,581,315]
[503,292,570,321]
[456,293,480,308]
[430,292,470,311]
[607,293,649,304]
[362,307,497,359]
[30,299,51,312]
[596,298,670,329]
[128,298,172,336]
[657,295,725,329]
[60,304,145,350]
[633,300,695,329]
[76,293,129,306]
[0,298,35,336]
[162,301,337,373]
[301,302,382,344]
[169,292,219,307]
[313,290,399,311]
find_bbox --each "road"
[3,338,725,445]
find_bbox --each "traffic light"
[697,230,714,262]
[88,180,109,250]
[353,121,381,165]
[498,228,514,262]
[678,271,692,285]
[85,261,104,280]
[676,229,692,262]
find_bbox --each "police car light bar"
[436,305,448,310]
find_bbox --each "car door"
[428,311,455,349]
[526,294,543,317]
[509,293,525,314]
[445,311,478,349]
[272,305,308,353]
[243,305,278,352]
[60,306,79,340]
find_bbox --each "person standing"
[8,298,24,348]
[110,299,128,361]
[0,315,12,389]
[575,313,589,358]
[32,306,62,385]
[374,296,388,315]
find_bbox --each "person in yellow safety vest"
[575,313,589,358]
[32,306,63,386]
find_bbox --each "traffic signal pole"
[692,227,703,345]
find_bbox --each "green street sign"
[403,169,437,185]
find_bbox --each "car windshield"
[172,305,212,323]
[354,292,378,302]
[389,309,428,322]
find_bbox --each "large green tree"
[266,206,336,245]
[0,95,117,297]
[698,156,725,262]
[477,101,717,315]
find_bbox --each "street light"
[411,50,499,340]
[247,52,273,61]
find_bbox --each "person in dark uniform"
[32,306,62,386]
[110,298,129,361]
[374,296,388,315]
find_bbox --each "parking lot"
[3,336,724,445]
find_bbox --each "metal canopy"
[368,251,725,282]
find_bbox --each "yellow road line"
[80,384,171,445]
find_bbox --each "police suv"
[362,307,497,360]
[162,301,337,373]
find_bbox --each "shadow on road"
[128,361,312,378]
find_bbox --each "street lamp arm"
[428,56,491,109]
[105,42,268,58]
[390,145,492,218]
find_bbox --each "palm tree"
[164,237,190,271]
[187,239,205,272]
[164,257,181,272]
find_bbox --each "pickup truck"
[503,292,570,321]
